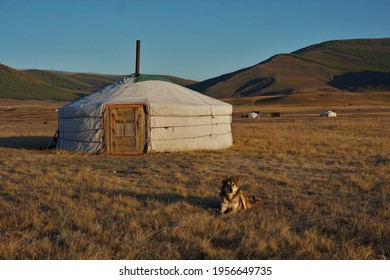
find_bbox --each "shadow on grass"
[86,187,221,214]
[0,136,52,150]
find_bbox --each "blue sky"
[1,0,389,81]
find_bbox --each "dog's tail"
[251,195,263,205]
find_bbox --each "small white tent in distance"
[56,77,233,154]
[320,110,337,117]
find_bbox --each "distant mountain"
[0,64,125,101]
[25,70,123,93]
[0,65,197,101]
[2,38,389,104]
[189,38,390,103]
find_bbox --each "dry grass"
[0,100,389,259]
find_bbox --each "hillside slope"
[189,38,390,101]
[0,64,77,101]
[25,70,123,93]
[0,64,124,101]
[0,64,197,101]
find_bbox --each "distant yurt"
[320,110,337,117]
[56,77,233,154]
[242,111,260,118]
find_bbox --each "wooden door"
[106,105,145,154]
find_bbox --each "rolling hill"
[0,64,125,101]
[189,38,390,104]
[0,65,196,101]
[1,38,389,104]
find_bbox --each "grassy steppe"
[0,101,389,259]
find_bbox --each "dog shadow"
[86,187,221,214]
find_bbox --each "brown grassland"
[0,98,389,259]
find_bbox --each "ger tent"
[56,77,233,154]
[320,110,337,117]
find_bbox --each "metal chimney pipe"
[135,40,140,77]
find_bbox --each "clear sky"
[1,0,389,81]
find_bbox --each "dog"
[219,175,262,214]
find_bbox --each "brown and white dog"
[219,176,262,214]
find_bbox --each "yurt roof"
[59,77,231,118]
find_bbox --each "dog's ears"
[221,176,240,183]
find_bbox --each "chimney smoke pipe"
[135,40,140,77]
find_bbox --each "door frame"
[104,104,147,155]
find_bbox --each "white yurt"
[56,77,233,154]
[242,111,260,118]
[320,110,337,117]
